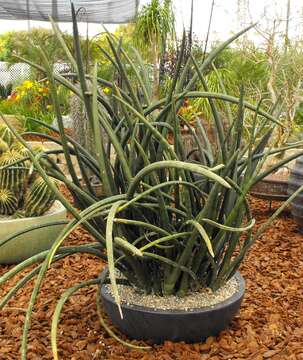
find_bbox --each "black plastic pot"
[100,272,245,344]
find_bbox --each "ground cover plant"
[1,6,303,359]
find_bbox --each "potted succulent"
[0,124,67,264]
[1,8,303,358]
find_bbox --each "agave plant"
[2,6,303,359]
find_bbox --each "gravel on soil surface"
[106,277,239,311]
[0,194,303,359]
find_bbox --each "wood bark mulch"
[22,129,74,142]
[0,198,302,359]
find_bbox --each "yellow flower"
[23,80,34,89]
[46,105,52,110]
[103,87,110,94]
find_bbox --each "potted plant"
[0,124,67,264]
[2,8,303,358]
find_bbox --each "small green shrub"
[0,83,13,100]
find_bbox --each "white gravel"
[106,276,239,311]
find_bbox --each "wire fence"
[0,61,72,88]
[0,62,30,87]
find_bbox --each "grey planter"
[0,201,67,264]
[288,156,303,231]
[100,272,245,344]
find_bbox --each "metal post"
[26,0,30,30]
[52,0,58,20]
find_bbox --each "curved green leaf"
[185,220,214,257]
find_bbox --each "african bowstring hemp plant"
[0,125,58,218]
[2,5,303,359]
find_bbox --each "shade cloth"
[0,0,138,23]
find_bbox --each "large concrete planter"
[250,172,289,201]
[27,141,82,179]
[0,201,67,264]
[0,114,24,132]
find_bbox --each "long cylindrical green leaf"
[106,201,125,318]
[185,220,214,257]
[127,160,230,199]
[201,218,256,232]
[51,279,100,360]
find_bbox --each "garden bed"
[0,198,302,359]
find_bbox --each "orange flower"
[38,87,49,94]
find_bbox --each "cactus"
[24,177,57,217]
[10,141,29,157]
[11,141,45,158]
[0,150,29,198]
[0,135,58,217]
[0,139,9,155]
[0,188,18,215]
[12,209,26,219]
[0,125,14,146]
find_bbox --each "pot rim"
[260,177,288,185]
[101,272,245,316]
[0,200,66,224]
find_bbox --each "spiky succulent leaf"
[0,188,18,215]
